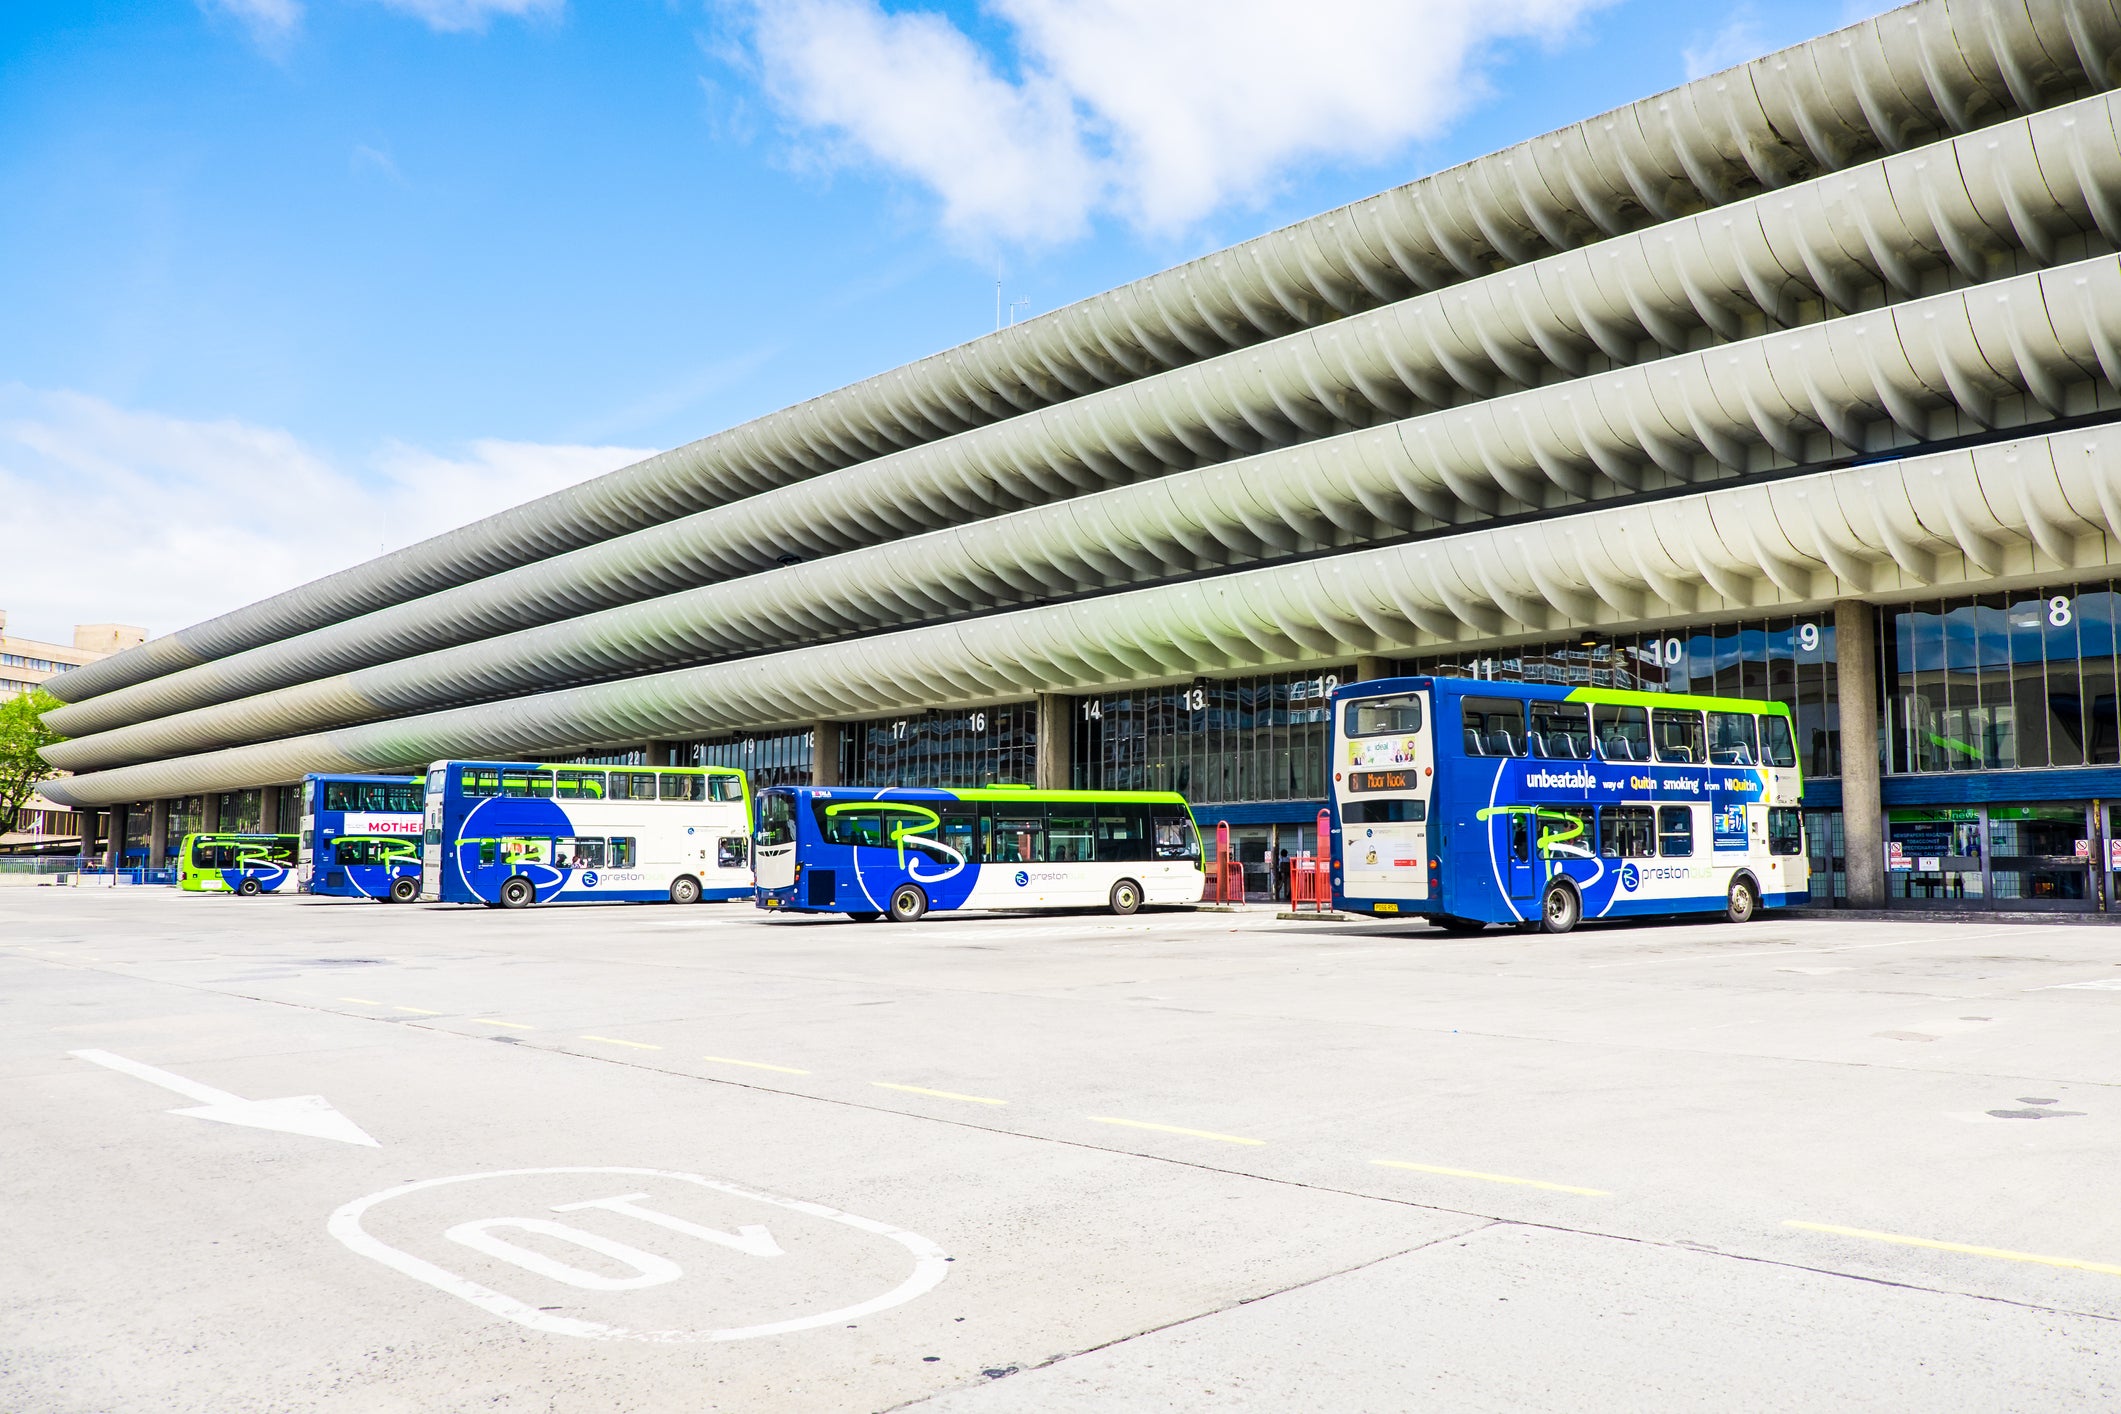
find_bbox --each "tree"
[0,688,67,834]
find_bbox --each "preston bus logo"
[1014,870,1029,887]
[1619,862,1639,891]
[582,871,598,887]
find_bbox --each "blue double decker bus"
[420,760,753,907]
[301,773,425,902]
[753,785,1204,921]
[1329,676,1807,932]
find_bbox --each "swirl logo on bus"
[1013,870,1029,887]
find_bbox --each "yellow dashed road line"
[1087,1116,1263,1145]
[1785,1221,2121,1277]
[704,1055,809,1074]
[339,996,385,1005]
[873,1082,1006,1105]
[580,1034,662,1050]
[472,1018,533,1030]
[1372,1158,1608,1197]
[393,1006,441,1015]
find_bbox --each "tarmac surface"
[3,886,2118,1412]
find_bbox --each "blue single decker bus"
[420,760,753,907]
[1329,676,1808,932]
[302,773,425,902]
[753,785,1204,921]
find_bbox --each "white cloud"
[0,386,651,643]
[201,0,304,44]
[371,0,564,33]
[733,0,1606,244]
[1683,7,1768,80]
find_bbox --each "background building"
[2,611,145,854]
[33,0,2121,908]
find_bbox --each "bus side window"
[1462,697,1526,757]
[1529,701,1590,759]
[1658,807,1693,857]
[1152,813,1199,861]
[463,769,500,799]
[1096,805,1150,862]
[1510,814,1530,864]
[609,838,636,869]
[337,840,365,866]
[1762,716,1798,768]
[1599,807,1654,858]
[659,773,688,802]
[710,774,744,803]
[1652,709,1705,765]
[1047,813,1095,863]
[939,811,979,863]
[1768,808,1803,855]
[558,770,604,800]
[990,809,1044,863]
[1707,712,1758,766]
[1592,705,1650,762]
[573,839,607,868]
[629,773,657,801]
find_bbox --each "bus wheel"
[237,878,263,898]
[389,877,420,904]
[1725,876,1758,924]
[848,911,884,922]
[669,875,703,905]
[888,884,928,922]
[1539,882,1579,935]
[499,877,535,909]
[1108,879,1142,916]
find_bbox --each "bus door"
[1336,690,1433,903]
[1507,814,1536,899]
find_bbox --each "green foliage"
[0,688,67,832]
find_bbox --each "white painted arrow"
[70,1049,379,1146]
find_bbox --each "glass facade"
[1398,618,1842,777]
[1071,667,1349,803]
[165,797,202,860]
[1883,585,2121,773]
[841,702,1038,790]
[217,789,262,833]
[692,731,813,790]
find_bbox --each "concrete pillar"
[1036,693,1073,790]
[1354,655,1391,682]
[109,804,128,864]
[1834,600,1884,909]
[79,808,100,861]
[642,740,686,767]
[809,722,843,787]
[148,799,170,868]
[201,793,222,834]
[260,785,281,834]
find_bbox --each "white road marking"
[2043,978,2121,991]
[69,1049,378,1146]
[329,1167,947,1341]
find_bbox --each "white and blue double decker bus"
[420,760,753,908]
[301,773,425,902]
[1329,676,1808,932]
[753,785,1204,921]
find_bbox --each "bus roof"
[1335,674,1794,717]
[426,759,743,775]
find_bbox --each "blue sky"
[1,0,1878,642]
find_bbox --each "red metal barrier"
[1203,819,1245,903]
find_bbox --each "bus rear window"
[1345,694,1423,737]
[1345,800,1425,823]
[1763,716,1797,768]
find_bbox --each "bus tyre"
[237,878,262,898]
[1725,876,1758,924]
[669,875,703,905]
[1539,881,1580,935]
[848,911,884,923]
[888,884,928,922]
[1436,915,1486,934]
[389,877,420,904]
[1109,879,1143,916]
[499,876,535,909]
